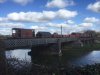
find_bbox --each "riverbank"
[2,46,100,75]
[4,57,100,75]
[62,43,100,51]
[71,63,100,75]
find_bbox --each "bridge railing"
[3,37,78,49]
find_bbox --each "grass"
[62,43,100,51]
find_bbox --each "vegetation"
[62,43,100,51]
[1,57,100,75]
[5,57,32,75]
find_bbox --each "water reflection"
[5,49,100,67]
[6,49,31,61]
[30,52,70,75]
[4,49,100,74]
[72,51,100,66]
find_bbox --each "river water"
[5,49,100,66]
[0,49,100,74]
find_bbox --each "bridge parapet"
[3,37,78,49]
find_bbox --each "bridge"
[0,36,95,51]
[0,37,78,50]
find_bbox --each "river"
[5,49,100,66]
[0,48,100,75]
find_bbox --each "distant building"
[83,30,97,38]
[71,32,81,38]
[36,31,51,38]
[52,32,59,37]
[12,28,35,38]
[70,30,97,38]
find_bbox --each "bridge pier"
[81,38,95,46]
[57,39,62,56]
[29,39,63,56]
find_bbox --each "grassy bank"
[62,43,100,51]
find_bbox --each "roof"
[36,32,51,36]
[12,28,34,31]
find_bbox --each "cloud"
[46,0,75,8]
[66,20,74,24]
[13,0,33,6]
[87,1,100,13]
[0,22,24,28]
[0,22,25,35]
[0,17,8,22]
[6,9,78,22]
[80,23,93,27]
[46,21,95,34]
[30,23,75,34]
[31,25,47,30]
[7,11,56,22]
[47,22,70,28]
[84,17,99,23]
[0,28,12,35]
[0,0,6,3]
[0,22,95,35]
[57,9,77,19]
[30,25,47,33]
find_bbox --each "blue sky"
[0,0,100,35]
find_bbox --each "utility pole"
[61,25,62,37]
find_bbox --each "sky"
[0,0,100,35]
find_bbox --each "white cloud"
[0,17,9,22]
[0,28,12,35]
[13,0,33,6]
[0,22,24,28]
[80,23,93,27]
[0,17,6,22]
[46,0,75,8]
[45,22,95,34]
[6,9,78,22]
[84,17,99,23]
[47,22,69,28]
[7,11,55,22]
[42,11,57,20]
[0,0,6,3]
[57,9,77,19]
[67,20,74,24]
[31,25,47,33]
[31,25,47,30]
[87,1,100,13]
[0,22,25,35]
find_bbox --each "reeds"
[5,57,32,75]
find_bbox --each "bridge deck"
[3,38,78,49]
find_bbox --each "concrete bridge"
[0,37,95,50]
[1,37,78,50]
